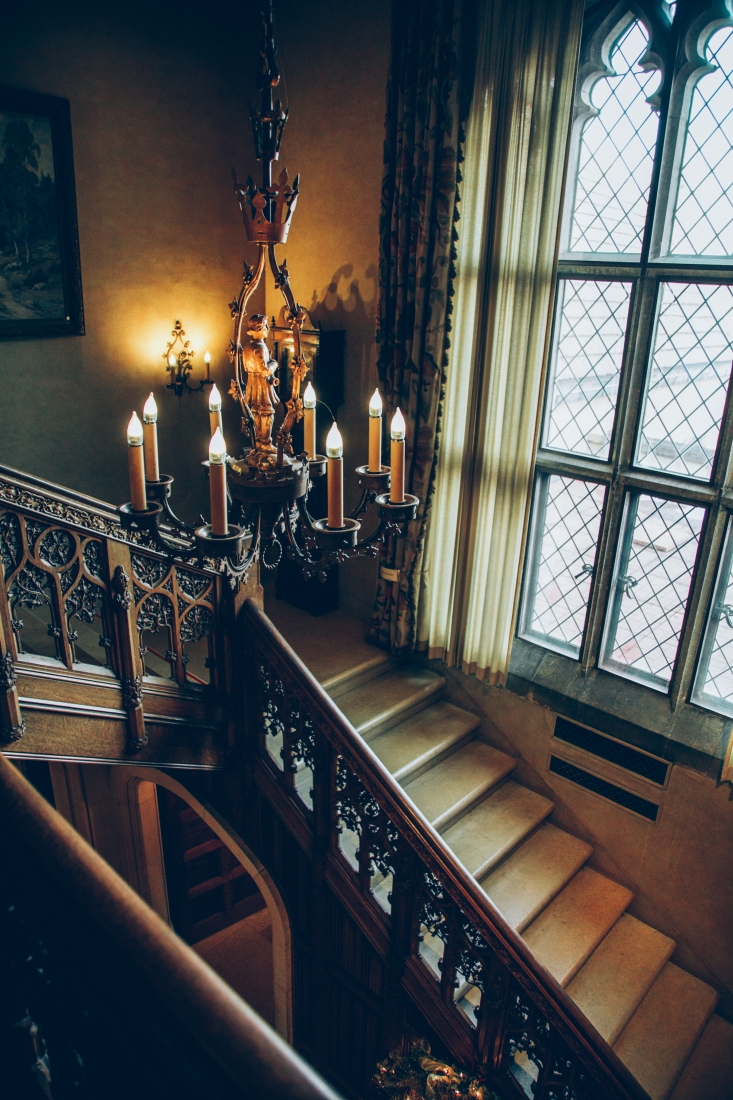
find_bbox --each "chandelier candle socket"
[303,381,317,459]
[369,388,382,472]
[142,393,160,482]
[326,421,344,529]
[209,384,223,437]
[208,427,228,536]
[390,408,406,504]
[204,350,211,381]
[126,412,147,512]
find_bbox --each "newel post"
[105,540,146,750]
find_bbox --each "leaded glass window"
[519,475,605,657]
[520,1,733,722]
[567,19,661,255]
[670,27,733,257]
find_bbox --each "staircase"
[267,603,733,1100]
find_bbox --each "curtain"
[369,0,474,653]
[416,0,583,680]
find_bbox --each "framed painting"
[0,86,84,338]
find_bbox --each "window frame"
[521,0,733,721]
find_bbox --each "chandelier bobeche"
[118,1,417,584]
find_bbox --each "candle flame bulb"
[168,352,176,369]
[369,388,382,416]
[127,412,144,446]
[204,350,211,364]
[209,427,227,464]
[391,407,406,441]
[209,383,222,412]
[143,393,157,423]
[326,422,343,459]
[303,381,317,409]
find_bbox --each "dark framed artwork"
[0,86,84,338]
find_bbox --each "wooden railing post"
[105,539,146,750]
[0,568,24,743]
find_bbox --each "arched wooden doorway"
[43,760,292,1041]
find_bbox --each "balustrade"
[243,600,650,1100]
[0,464,226,758]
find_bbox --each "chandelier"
[118,1,417,584]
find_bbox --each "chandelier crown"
[234,167,299,244]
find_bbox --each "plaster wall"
[434,662,733,1022]
[0,0,389,597]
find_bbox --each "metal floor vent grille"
[549,756,660,822]
[553,717,669,786]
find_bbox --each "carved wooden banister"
[0,750,342,1099]
[0,463,228,764]
[241,599,651,1100]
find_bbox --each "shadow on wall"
[275,262,378,429]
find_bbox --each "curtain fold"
[417,0,583,680]
[369,0,474,653]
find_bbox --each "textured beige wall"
[436,663,733,1021]
[0,0,389,550]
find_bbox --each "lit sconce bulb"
[369,388,382,417]
[209,426,227,464]
[303,381,316,409]
[209,383,222,412]
[168,352,176,369]
[204,350,211,365]
[127,411,144,446]
[143,392,158,423]
[326,422,343,459]
[391,407,406,441]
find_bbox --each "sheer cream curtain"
[417,0,583,682]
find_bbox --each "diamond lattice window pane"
[521,475,606,657]
[601,494,704,689]
[544,280,631,459]
[568,20,661,254]
[636,283,733,480]
[670,27,733,257]
[692,524,733,716]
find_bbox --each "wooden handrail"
[242,598,651,1100]
[0,751,342,1100]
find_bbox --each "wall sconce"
[163,320,214,396]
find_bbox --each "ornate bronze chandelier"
[118,1,417,585]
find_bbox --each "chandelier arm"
[234,245,268,393]
[220,511,260,578]
[353,517,392,551]
[282,501,321,568]
[160,497,198,535]
[349,487,377,521]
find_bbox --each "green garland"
[371,1039,500,1100]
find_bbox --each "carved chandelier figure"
[241,314,280,467]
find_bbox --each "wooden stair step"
[479,822,592,932]
[566,914,675,1045]
[338,666,445,739]
[403,742,516,832]
[613,963,719,1100]
[669,1014,733,1100]
[369,701,481,784]
[441,781,553,879]
[523,868,632,986]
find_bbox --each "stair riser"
[325,657,396,700]
[358,682,446,740]
[393,724,479,786]
[434,774,518,837]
